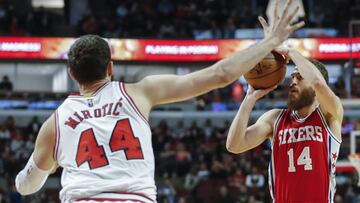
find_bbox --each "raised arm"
[288,49,343,122]
[15,114,57,195]
[126,0,304,112]
[226,86,280,154]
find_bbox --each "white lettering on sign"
[0,42,41,52]
[319,43,360,53]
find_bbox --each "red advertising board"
[0,37,359,61]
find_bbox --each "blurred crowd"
[0,74,359,111]
[0,116,359,203]
[0,0,360,38]
[193,76,354,112]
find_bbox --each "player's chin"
[288,92,298,99]
[287,96,298,106]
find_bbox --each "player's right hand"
[258,0,305,46]
[245,85,277,102]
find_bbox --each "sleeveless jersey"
[269,108,341,203]
[54,82,156,203]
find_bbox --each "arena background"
[0,0,360,202]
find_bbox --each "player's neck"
[79,79,110,96]
[295,101,319,118]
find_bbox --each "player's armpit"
[319,107,343,141]
[314,82,344,122]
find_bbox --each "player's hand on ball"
[274,47,291,63]
[258,0,305,46]
[246,85,278,101]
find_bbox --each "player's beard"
[287,87,316,110]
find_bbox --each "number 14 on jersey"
[287,146,313,172]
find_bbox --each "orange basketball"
[244,51,287,89]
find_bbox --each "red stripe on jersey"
[109,192,154,202]
[76,191,154,203]
[53,110,60,161]
[118,82,149,126]
[92,82,110,96]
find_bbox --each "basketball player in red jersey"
[15,1,304,202]
[226,23,343,203]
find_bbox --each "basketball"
[244,51,287,89]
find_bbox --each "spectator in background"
[215,186,235,203]
[4,116,16,138]
[157,178,177,203]
[172,120,186,139]
[0,76,13,91]
[26,116,41,136]
[342,117,355,135]
[8,185,21,203]
[0,124,10,142]
[184,166,200,192]
[229,168,245,189]
[245,167,265,190]
[355,119,360,131]
[333,77,348,98]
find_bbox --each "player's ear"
[67,67,76,82]
[107,61,113,78]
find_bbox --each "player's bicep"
[33,114,57,171]
[243,118,273,149]
[232,109,278,153]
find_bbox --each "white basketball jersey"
[54,82,156,203]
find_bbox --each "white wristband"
[15,154,50,195]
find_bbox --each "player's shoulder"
[258,109,284,126]
[262,108,284,120]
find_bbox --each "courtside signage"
[0,37,359,61]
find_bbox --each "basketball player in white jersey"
[15,1,304,202]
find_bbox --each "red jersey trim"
[118,82,149,126]
[109,192,154,202]
[291,110,314,123]
[273,109,285,139]
[53,110,60,161]
[76,191,155,203]
[316,108,341,144]
[270,109,285,200]
[68,82,110,98]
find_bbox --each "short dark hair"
[67,35,111,84]
[308,59,329,84]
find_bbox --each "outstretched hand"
[258,0,305,46]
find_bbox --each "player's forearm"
[226,96,256,153]
[288,49,326,85]
[215,38,278,85]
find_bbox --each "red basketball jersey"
[269,108,341,203]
